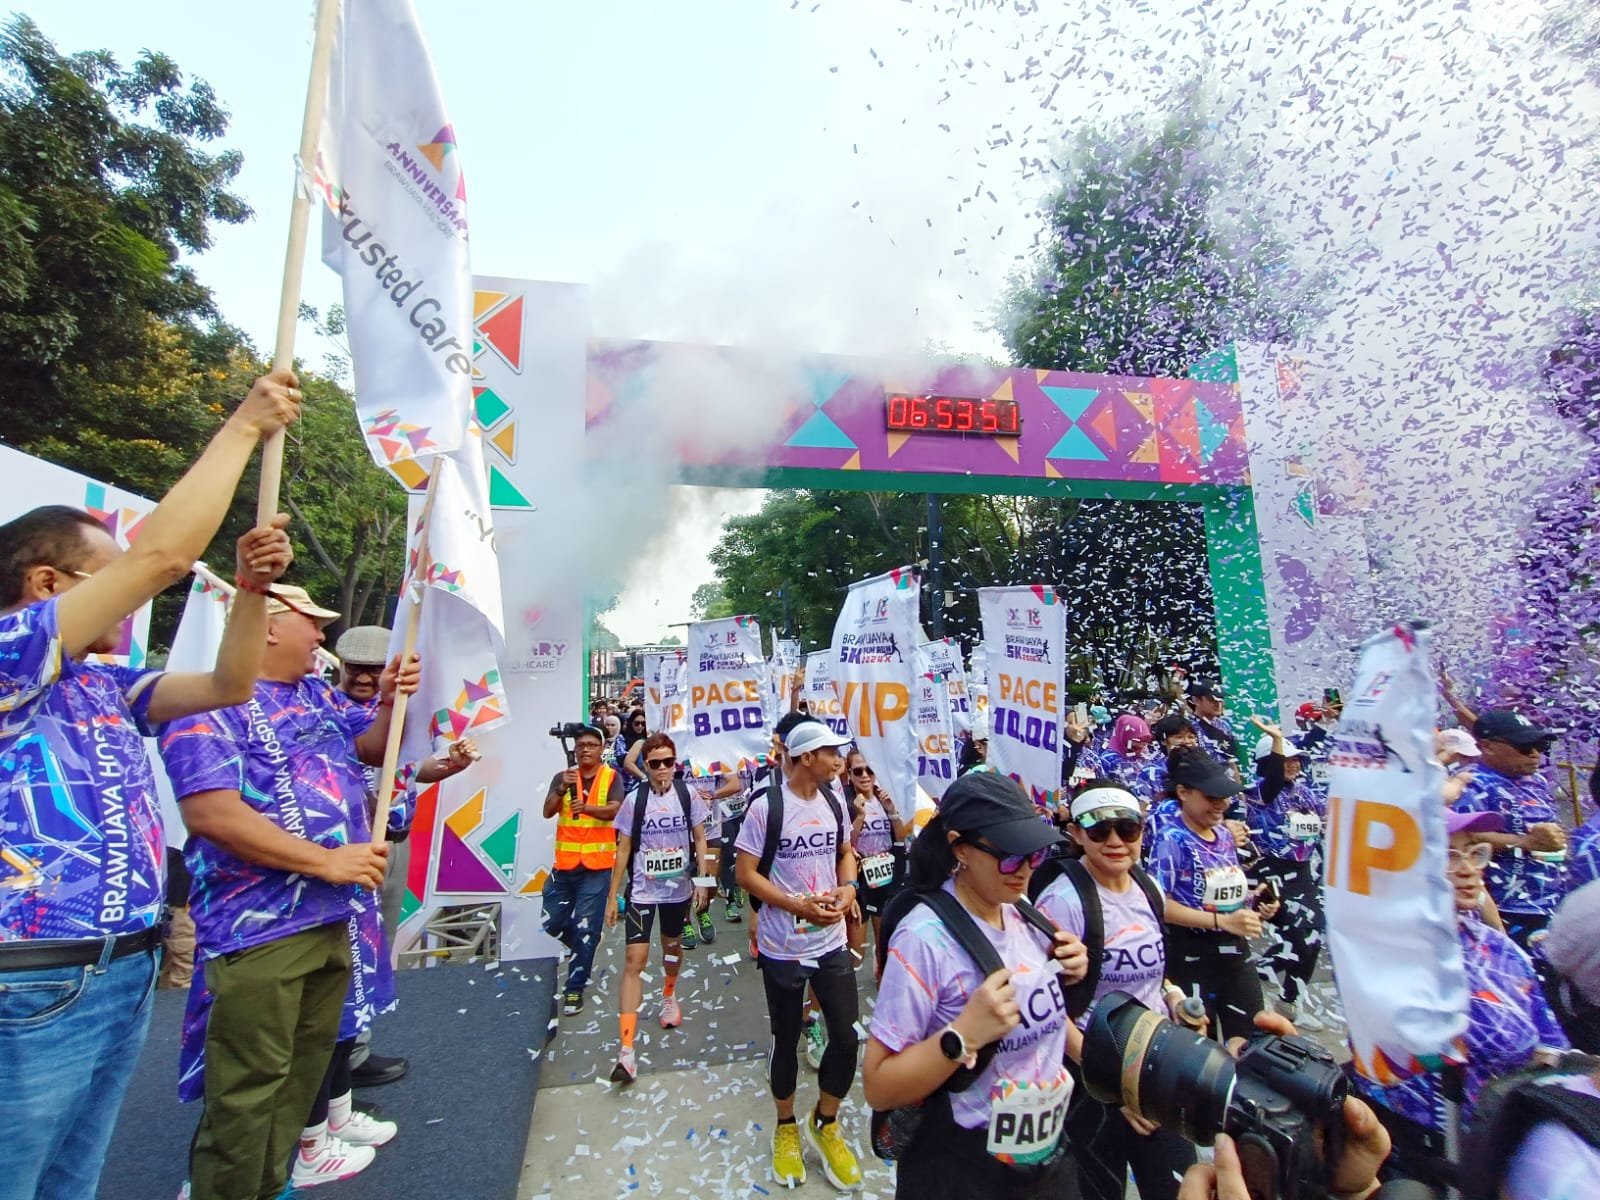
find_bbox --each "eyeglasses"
[850,766,875,778]
[1448,845,1492,870]
[631,719,647,727]
[344,665,382,680]
[645,757,675,770]
[1083,819,1144,843]
[962,838,1051,875]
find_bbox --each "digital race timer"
[884,393,1022,436]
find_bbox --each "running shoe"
[330,1108,396,1148]
[804,1016,827,1070]
[291,1137,376,1189]
[660,995,683,1029]
[770,1121,807,1189]
[610,1046,637,1086]
[681,919,698,950]
[724,889,744,923]
[697,907,716,945]
[804,1113,863,1191]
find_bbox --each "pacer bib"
[641,845,687,880]
[1287,811,1322,842]
[987,1067,1072,1166]
[1202,864,1249,912]
[860,852,896,889]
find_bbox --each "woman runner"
[845,748,911,965]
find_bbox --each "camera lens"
[1080,993,1236,1144]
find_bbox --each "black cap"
[1188,680,1223,700]
[1151,713,1194,741]
[1472,709,1557,750]
[1167,749,1243,799]
[937,771,1063,856]
[575,723,605,743]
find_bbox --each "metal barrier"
[397,901,502,967]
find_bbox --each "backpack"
[1459,1056,1600,1200]
[1027,857,1165,1019]
[750,774,848,913]
[1535,957,1600,1056]
[624,779,695,900]
[868,886,1062,1163]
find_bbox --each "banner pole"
[371,467,442,844]
[257,0,342,524]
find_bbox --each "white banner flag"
[1325,625,1467,1083]
[921,637,972,737]
[914,643,957,801]
[317,0,474,466]
[831,568,920,812]
[682,617,771,774]
[978,586,1066,809]
[968,643,990,724]
[392,429,509,767]
[766,637,803,726]
[643,650,688,736]
[804,649,849,737]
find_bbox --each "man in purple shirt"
[160,586,418,1200]
[0,370,302,1200]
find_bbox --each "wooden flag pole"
[371,466,442,842]
[258,0,342,523]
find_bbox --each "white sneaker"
[291,1136,376,1188]
[331,1108,397,1147]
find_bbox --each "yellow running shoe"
[770,1121,806,1189]
[804,1112,863,1191]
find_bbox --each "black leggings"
[760,948,859,1102]
[719,814,744,893]
[1065,1077,1195,1200]
[307,1037,356,1127]
[1255,857,1322,1004]
[1165,929,1265,1042]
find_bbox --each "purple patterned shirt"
[1248,777,1326,863]
[159,676,375,960]
[1453,767,1564,915]
[1565,812,1600,896]
[0,598,166,941]
[1148,817,1248,915]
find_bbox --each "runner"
[1244,719,1329,1031]
[683,769,741,949]
[604,733,713,1085]
[957,713,990,776]
[1089,714,1162,806]
[734,718,863,1191]
[1035,781,1201,1200]
[845,748,911,966]
[1147,748,1279,1041]
[863,770,1088,1199]
[1185,682,1240,771]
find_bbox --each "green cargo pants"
[190,921,351,1200]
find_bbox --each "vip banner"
[1325,625,1467,1085]
[921,636,972,738]
[805,649,848,737]
[978,586,1066,809]
[682,617,772,774]
[968,643,991,725]
[643,650,688,736]
[831,568,921,814]
[914,643,957,801]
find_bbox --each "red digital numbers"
[885,394,1021,436]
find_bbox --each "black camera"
[548,722,591,740]
[1082,992,1347,1200]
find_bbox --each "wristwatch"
[938,1025,978,1070]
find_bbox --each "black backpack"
[868,886,1062,1162]
[624,779,695,899]
[1459,1056,1600,1200]
[1535,957,1600,1056]
[1027,857,1165,1019]
[750,774,848,913]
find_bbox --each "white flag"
[682,617,771,774]
[392,429,509,767]
[830,568,920,812]
[978,586,1066,810]
[1325,625,1468,1084]
[643,650,688,736]
[804,649,848,738]
[968,643,990,723]
[921,637,972,737]
[317,0,474,466]
[913,643,957,801]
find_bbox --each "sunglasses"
[963,838,1051,875]
[1083,818,1144,843]
[850,766,875,778]
[645,757,676,770]
[1448,845,1492,870]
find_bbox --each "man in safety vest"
[542,723,623,1018]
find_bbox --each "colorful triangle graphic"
[1046,425,1109,462]
[479,812,521,883]
[785,408,856,450]
[435,826,509,895]
[474,386,512,429]
[473,290,508,320]
[1040,386,1099,421]
[488,465,534,509]
[886,431,911,458]
[477,295,524,372]
[1089,404,1119,452]
[519,867,550,896]
[445,788,485,839]
[488,420,517,463]
[1195,397,1232,462]
[842,451,861,470]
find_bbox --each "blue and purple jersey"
[0,597,167,941]
[1453,767,1564,916]
[1148,818,1248,915]
[1248,777,1326,863]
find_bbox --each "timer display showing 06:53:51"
[885,393,1023,436]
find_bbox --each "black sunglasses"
[645,757,675,770]
[962,837,1050,875]
[850,766,875,777]
[1083,818,1144,843]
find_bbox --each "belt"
[0,926,162,972]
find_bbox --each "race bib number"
[859,852,896,889]
[1287,812,1323,842]
[1202,865,1249,912]
[641,845,687,881]
[722,793,749,818]
[987,1069,1072,1166]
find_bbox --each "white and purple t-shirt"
[613,783,709,906]
[1037,872,1167,1027]
[1148,819,1248,916]
[873,881,1070,1131]
[734,783,846,961]
[852,794,897,859]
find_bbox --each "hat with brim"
[265,584,341,626]
[1472,709,1558,750]
[1446,809,1505,837]
[1071,785,1143,827]
[334,624,392,666]
[783,720,853,757]
[1169,753,1244,799]
[937,770,1063,856]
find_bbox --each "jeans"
[0,940,159,1200]
[541,867,610,994]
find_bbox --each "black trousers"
[896,1092,1078,1200]
[759,948,859,1101]
[1254,856,1323,1004]
[1165,928,1265,1042]
[1065,1065,1195,1200]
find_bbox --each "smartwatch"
[938,1025,977,1070]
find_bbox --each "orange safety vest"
[553,763,618,871]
